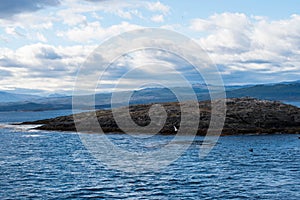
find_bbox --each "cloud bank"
[0,0,299,93]
[190,13,300,84]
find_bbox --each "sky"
[0,0,300,95]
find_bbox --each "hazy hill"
[0,91,40,103]
[227,83,300,101]
[1,81,300,111]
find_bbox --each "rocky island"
[20,97,300,135]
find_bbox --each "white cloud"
[5,27,16,36]
[151,14,164,23]
[1,0,300,92]
[0,43,95,91]
[36,32,47,42]
[0,0,171,48]
[190,13,300,83]
[58,0,170,21]
[147,1,170,15]
[191,13,252,52]
[57,10,87,26]
[0,11,55,30]
[58,21,142,43]
[189,18,214,32]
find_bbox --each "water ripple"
[0,127,299,199]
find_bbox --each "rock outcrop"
[20,98,300,135]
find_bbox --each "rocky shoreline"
[20,97,300,135]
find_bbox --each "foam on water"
[21,134,44,138]
[0,123,43,132]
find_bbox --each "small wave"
[21,134,44,138]
[0,124,43,132]
[0,123,9,128]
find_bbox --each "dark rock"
[20,98,300,135]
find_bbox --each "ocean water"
[0,110,299,199]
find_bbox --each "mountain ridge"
[1,80,300,111]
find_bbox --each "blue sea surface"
[0,110,299,199]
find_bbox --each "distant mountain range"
[226,83,300,101]
[0,80,300,111]
[0,91,41,103]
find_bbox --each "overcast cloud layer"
[0,0,299,94]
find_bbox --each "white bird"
[174,126,178,132]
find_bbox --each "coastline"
[17,97,300,136]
